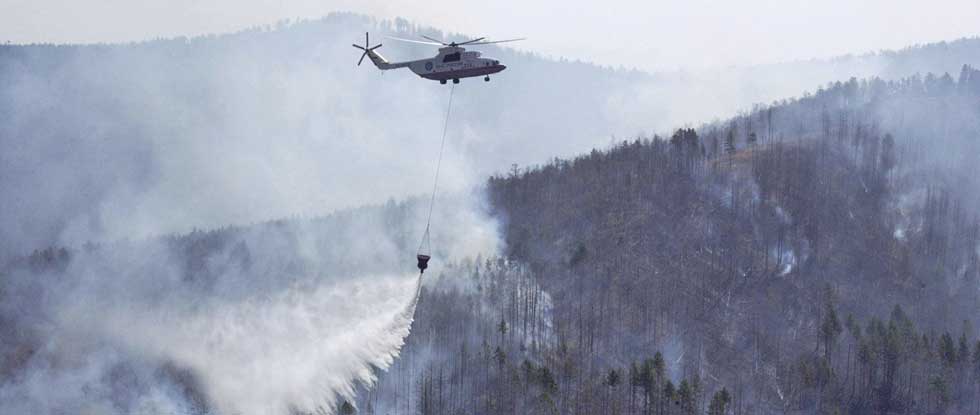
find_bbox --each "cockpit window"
[442,52,461,63]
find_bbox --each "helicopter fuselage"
[367,46,506,83]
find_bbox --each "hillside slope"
[354,67,980,415]
[3,64,979,415]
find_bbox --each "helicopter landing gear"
[452,78,460,84]
[440,79,447,85]
[484,76,490,82]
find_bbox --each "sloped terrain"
[357,67,980,415]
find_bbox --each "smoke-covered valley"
[2,11,980,415]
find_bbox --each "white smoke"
[96,273,420,414]
[0,192,500,414]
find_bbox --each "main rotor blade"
[467,38,527,45]
[420,35,449,45]
[455,37,487,46]
[358,52,367,66]
[386,36,443,46]
[352,44,366,50]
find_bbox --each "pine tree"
[880,133,896,174]
[972,341,980,406]
[959,332,970,364]
[664,380,676,415]
[607,369,621,387]
[498,317,508,343]
[959,64,974,85]
[539,366,557,394]
[654,352,666,413]
[639,359,654,414]
[846,313,862,340]
[973,341,980,380]
[677,379,695,415]
[725,127,737,157]
[494,346,507,370]
[930,376,950,413]
[708,388,732,415]
[606,369,622,415]
[941,333,958,368]
[820,287,843,366]
[522,359,536,383]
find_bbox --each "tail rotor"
[352,32,382,66]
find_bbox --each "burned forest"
[356,67,980,415]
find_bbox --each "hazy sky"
[3,0,979,71]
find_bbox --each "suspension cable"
[418,84,456,254]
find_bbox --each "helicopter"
[353,32,524,84]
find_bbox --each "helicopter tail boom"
[365,49,411,70]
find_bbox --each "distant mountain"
[2,12,979,260]
[663,36,980,123]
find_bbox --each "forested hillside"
[4,62,979,415]
[352,67,980,415]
